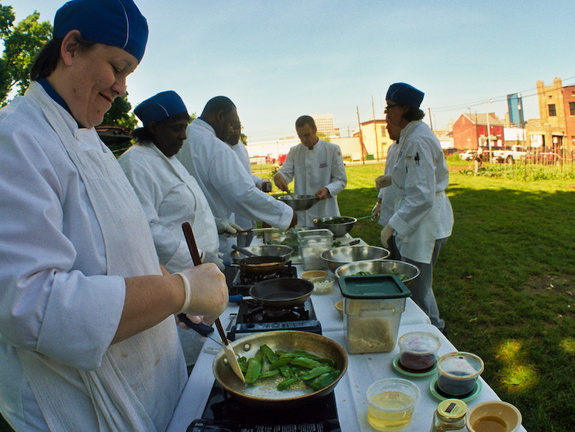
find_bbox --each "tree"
[0,3,136,127]
[0,4,51,105]
[103,94,138,130]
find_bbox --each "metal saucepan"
[213,330,348,408]
[249,278,313,309]
[236,256,287,276]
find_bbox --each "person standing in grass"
[378,82,453,333]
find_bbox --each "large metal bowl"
[278,195,318,211]
[213,330,348,408]
[335,259,420,287]
[313,216,357,237]
[320,245,390,273]
[231,245,293,263]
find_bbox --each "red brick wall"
[453,115,478,149]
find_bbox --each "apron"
[19,83,185,431]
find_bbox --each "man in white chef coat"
[274,115,347,227]
[177,96,296,261]
[226,120,272,247]
[378,82,454,333]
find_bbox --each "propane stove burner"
[242,300,310,324]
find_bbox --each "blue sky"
[12,0,575,142]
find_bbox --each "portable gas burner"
[227,297,322,341]
[187,381,341,432]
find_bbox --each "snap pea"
[260,344,278,363]
[258,369,280,379]
[244,357,262,384]
[300,365,335,381]
[308,370,340,391]
[269,356,293,370]
[237,356,248,374]
[279,365,293,378]
[290,356,322,369]
[277,377,299,391]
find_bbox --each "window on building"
[548,104,557,116]
[570,102,575,116]
[381,126,387,137]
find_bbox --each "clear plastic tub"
[339,274,410,354]
[297,229,333,270]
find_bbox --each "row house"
[451,113,505,150]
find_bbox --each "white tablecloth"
[167,259,526,432]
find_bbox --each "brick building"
[452,113,505,150]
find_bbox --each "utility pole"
[428,107,433,131]
[485,101,492,161]
[372,96,380,160]
[356,106,366,165]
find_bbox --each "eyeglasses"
[384,103,399,113]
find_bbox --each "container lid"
[436,399,467,421]
[339,274,411,299]
[297,229,333,239]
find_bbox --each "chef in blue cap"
[0,1,228,430]
[377,82,454,333]
[119,91,237,367]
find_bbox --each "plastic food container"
[339,274,410,354]
[297,229,333,270]
[398,331,441,372]
[366,378,420,431]
[436,352,484,397]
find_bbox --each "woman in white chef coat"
[378,82,454,332]
[0,1,227,430]
[119,90,226,367]
[274,115,347,227]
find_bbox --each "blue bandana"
[386,82,424,109]
[54,0,148,62]
[134,91,188,125]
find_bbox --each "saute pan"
[249,278,313,309]
[213,330,348,408]
[237,256,287,276]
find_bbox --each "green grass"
[339,162,575,432]
[2,161,574,431]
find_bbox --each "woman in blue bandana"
[0,1,228,430]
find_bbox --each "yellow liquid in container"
[367,391,415,431]
[472,416,508,432]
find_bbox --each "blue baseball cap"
[386,82,425,108]
[134,91,188,125]
[54,0,148,62]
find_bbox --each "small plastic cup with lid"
[437,351,484,397]
[398,331,441,372]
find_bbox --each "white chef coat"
[177,119,293,258]
[378,142,401,226]
[384,120,454,264]
[0,82,186,431]
[228,142,261,233]
[119,142,219,274]
[276,140,347,227]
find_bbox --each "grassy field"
[2,159,574,431]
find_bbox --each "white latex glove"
[176,264,228,318]
[201,250,225,271]
[215,218,243,236]
[372,202,381,219]
[375,174,392,190]
[380,224,394,249]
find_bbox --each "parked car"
[459,150,476,161]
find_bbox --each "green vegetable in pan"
[231,345,340,391]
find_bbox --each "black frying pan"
[249,278,313,309]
